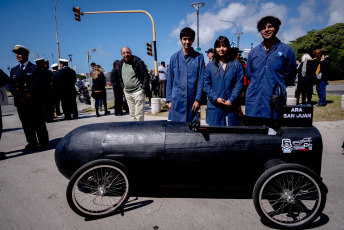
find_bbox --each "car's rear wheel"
[66,159,130,217]
[253,163,326,229]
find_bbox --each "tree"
[289,23,344,80]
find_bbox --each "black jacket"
[92,72,106,92]
[9,62,42,106]
[297,60,316,84]
[314,56,330,82]
[57,66,77,97]
[110,67,123,96]
[118,55,150,94]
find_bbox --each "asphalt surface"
[0,88,344,230]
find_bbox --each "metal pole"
[219,19,243,49]
[87,51,90,82]
[196,8,199,48]
[191,2,205,50]
[82,10,159,77]
[55,0,60,64]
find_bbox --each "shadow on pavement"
[0,137,62,161]
[260,212,330,229]
[84,198,154,221]
[2,127,22,133]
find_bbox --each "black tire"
[253,163,327,229]
[66,159,130,217]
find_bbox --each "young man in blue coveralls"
[245,16,296,126]
[166,27,204,122]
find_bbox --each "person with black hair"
[158,61,167,98]
[110,60,124,116]
[245,16,296,126]
[166,27,204,122]
[57,59,78,120]
[204,36,244,126]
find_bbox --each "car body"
[55,119,327,229]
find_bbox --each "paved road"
[0,90,343,230]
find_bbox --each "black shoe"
[37,143,50,150]
[105,111,110,115]
[25,142,38,150]
[96,113,100,117]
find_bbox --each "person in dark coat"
[57,59,78,120]
[35,58,54,122]
[8,45,49,150]
[92,65,110,117]
[51,63,62,116]
[0,69,10,141]
[313,49,330,106]
[118,47,150,121]
[296,54,316,105]
[110,60,124,116]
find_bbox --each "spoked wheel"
[66,159,130,217]
[253,164,327,229]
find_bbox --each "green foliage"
[289,23,344,80]
[76,74,86,80]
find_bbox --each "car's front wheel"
[253,163,327,229]
[66,159,130,217]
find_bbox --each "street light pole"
[191,2,205,49]
[87,49,96,84]
[219,19,243,49]
[68,54,73,69]
[54,0,60,63]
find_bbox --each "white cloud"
[327,0,344,26]
[170,0,340,49]
[95,44,111,57]
[282,0,318,43]
[170,3,246,47]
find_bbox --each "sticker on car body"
[281,137,312,153]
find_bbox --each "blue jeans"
[316,81,327,105]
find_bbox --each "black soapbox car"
[55,87,327,229]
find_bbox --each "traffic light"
[73,7,81,21]
[147,42,153,56]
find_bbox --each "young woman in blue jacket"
[204,36,244,126]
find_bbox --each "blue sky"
[0,0,343,74]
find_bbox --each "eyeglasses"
[260,24,274,31]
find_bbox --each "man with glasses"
[245,16,296,126]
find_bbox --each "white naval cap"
[51,63,58,68]
[59,58,69,63]
[12,45,30,53]
[34,58,45,62]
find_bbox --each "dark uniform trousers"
[17,102,49,144]
[57,66,78,119]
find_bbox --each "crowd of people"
[295,49,330,106]
[0,15,331,152]
[0,45,78,150]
